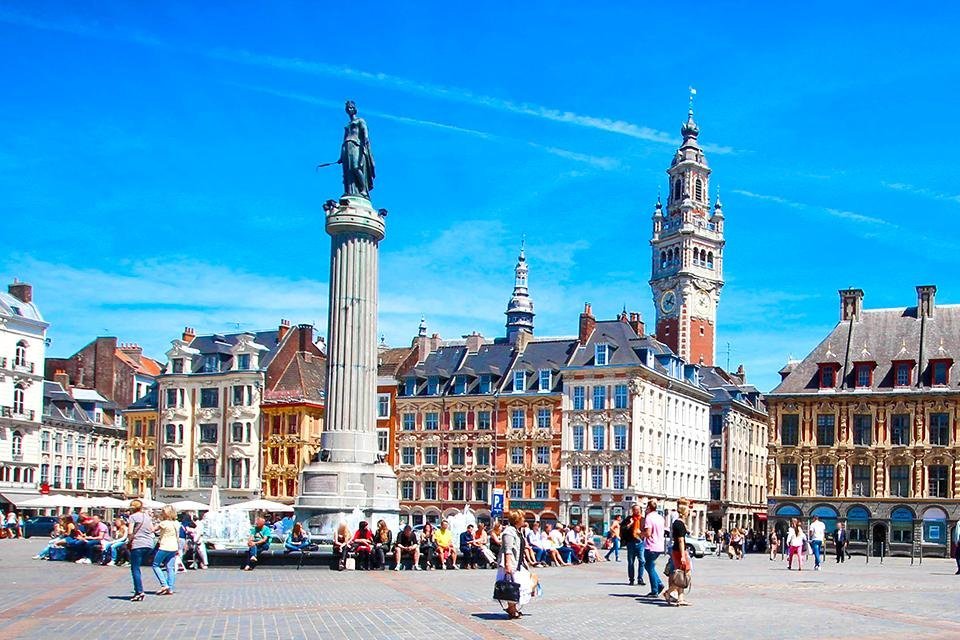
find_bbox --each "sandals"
[130,592,145,602]
[156,587,171,595]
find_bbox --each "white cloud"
[882,181,960,205]
[732,189,895,227]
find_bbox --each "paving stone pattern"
[1,539,958,639]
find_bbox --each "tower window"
[673,178,682,201]
[707,252,714,269]
[660,251,667,269]
[695,178,704,201]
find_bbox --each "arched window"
[695,178,704,201]
[12,386,25,415]
[707,252,714,269]
[11,431,22,457]
[660,251,667,269]
[14,340,27,366]
[673,179,683,201]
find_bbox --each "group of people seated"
[328,518,604,571]
[33,510,208,570]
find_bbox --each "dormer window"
[479,374,491,394]
[817,363,839,389]
[403,377,415,396]
[854,362,875,388]
[202,354,219,374]
[513,370,526,393]
[171,358,184,374]
[538,369,551,392]
[427,376,439,395]
[454,375,467,395]
[893,361,914,387]
[931,359,951,386]
[237,353,251,371]
[595,343,609,366]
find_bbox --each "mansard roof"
[185,330,282,372]
[502,339,578,393]
[569,320,674,368]
[700,366,766,415]
[771,303,960,395]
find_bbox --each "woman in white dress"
[495,510,532,619]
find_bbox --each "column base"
[294,461,399,538]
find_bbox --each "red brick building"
[46,337,162,409]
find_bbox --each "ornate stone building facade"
[767,286,960,557]
[122,385,158,497]
[559,307,711,535]
[0,281,47,509]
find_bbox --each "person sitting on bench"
[242,517,272,571]
[372,520,393,570]
[284,522,312,553]
[393,525,421,570]
[434,520,458,570]
[351,521,375,570]
[334,522,352,571]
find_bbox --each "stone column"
[322,196,385,464]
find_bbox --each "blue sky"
[1,2,957,393]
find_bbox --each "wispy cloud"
[732,189,896,227]
[883,181,960,205]
[235,84,620,170]
[0,8,734,154]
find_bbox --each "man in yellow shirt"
[433,520,458,570]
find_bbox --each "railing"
[1,406,35,420]
[12,360,35,374]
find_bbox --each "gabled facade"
[260,323,326,504]
[559,306,711,536]
[767,286,960,557]
[46,336,163,410]
[0,280,48,508]
[122,384,158,498]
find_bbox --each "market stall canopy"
[170,500,210,512]
[18,493,82,508]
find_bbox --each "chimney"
[917,285,936,319]
[736,363,746,382]
[429,333,442,353]
[516,329,533,354]
[628,312,645,338]
[278,319,291,342]
[7,279,32,304]
[579,303,596,344]
[618,309,629,323]
[297,324,313,353]
[465,331,483,354]
[182,326,196,342]
[54,369,70,391]
[118,343,143,360]
[838,288,864,322]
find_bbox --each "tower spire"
[505,240,535,343]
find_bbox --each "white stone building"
[156,327,281,505]
[559,308,711,535]
[0,280,47,508]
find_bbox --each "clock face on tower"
[695,291,711,316]
[659,289,677,314]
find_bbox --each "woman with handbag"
[126,499,156,602]
[494,510,533,619]
[663,499,692,607]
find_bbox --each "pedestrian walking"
[641,498,665,598]
[494,510,533,620]
[768,530,779,561]
[952,520,960,576]
[663,498,693,606]
[621,503,646,586]
[126,499,155,602]
[152,505,179,595]
[807,515,826,571]
[786,518,806,571]
[604,514,621,561]
[834,522,848,563]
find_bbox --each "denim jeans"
[605,537,621,561]
[247,542,269,564]
[811,540,823,567]
[626,541,645,583]
[644,549,663,594]
[129,547,151,594]
[153,549,178,590]
[108,539,126,562]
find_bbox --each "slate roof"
[43,381,100,426]
[0,291,44,323]
[457,342,515,393]
[700,366,766,414]
[502,339,577,393]
[127,383,159,411]
[186,330,282,373]
[377,346,415,377]
[772,303,960,394]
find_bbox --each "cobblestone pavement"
[2,539,959,639]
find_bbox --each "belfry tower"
[649,93,725,366]
[505,242,535,343]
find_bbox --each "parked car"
[22,516,59,539]
[665,531,707,558]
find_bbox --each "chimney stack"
[182,326,196,342]
[628,312,645,337]
[429,332,442,353]
[118,343,143,359]
[839,289,864,322]
[579,303,596,344]
[465,331,483,354]
[917,285,936,319]
[54,369,70,392]
[7,279,32,304]
[278,319,291,342]
[736,363,746,382]
[297,324,313,353]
